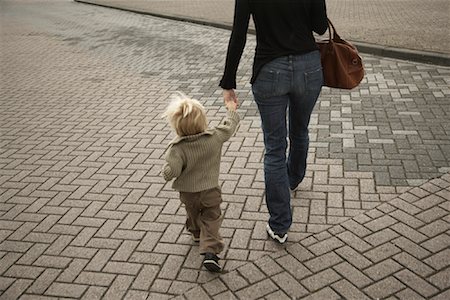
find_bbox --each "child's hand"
[225,100,237,111]
[223,89,239,112]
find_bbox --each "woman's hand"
[223,89,239,108]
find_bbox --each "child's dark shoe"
[203,253,222,272]
[191,234,200,243]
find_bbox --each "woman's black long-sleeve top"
[220,0,328,89]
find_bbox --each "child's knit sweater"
[162,110,240,192]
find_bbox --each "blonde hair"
[163,92,208,137]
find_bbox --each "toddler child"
[162,92,239,272]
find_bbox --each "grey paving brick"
[424,249,450,270]
[365,215,398,232]
[263,289,291,300]
[408,188,430,200]
[111,240,139,261]
[333,261,372,288]
[44,235,74,256]
[226,249,249,261]
[219,271,249,292]
[416,206,448,223]
[57,258,89,282]
[307,237,344,256]
[0,241,33,253]
[364,228,400,247]
[159,224,184,244]
[168,281,198,295]
[123,289,149,300]
[110,229,146,241]
[60,246,98,259]
[335,245,373,269]
[202,278,228,297]
[276,255,312,281]
[301,269,341,292]
[235,279,278,300]
[33,255,72,269]
[158,255,185,280]
[271,271,308,299]
[420,233,450,253]
[392,237,431,259]
[331,279,371,300]
[103,261,142,276]
[419,220,450,237]
[396,288,426,300]
[252,256,283,277]
[8,222,37,241]
[364,258,403,281]
[85,249,115,271]
[395,269,439,298]
[393,252,434,277]
[213,290,238,300]
[75,271,116,286]
[129,252,166,267]
[16,244,48,266]
[0,279,33,300]
[237,262,265,284]
[364,243,402,263]
[149,279,172,294]
[136,231,162,252]
[389,209,425,228]
[72,217,106,228]
[427,267,450,290]
[45,282,87,298]
[0,221,23,231]
[304,252,342,273]
[430,289,450,300]
[336,231,372,252]
[301,286,341,300]
[70,227,98,247]
[184,286,211,300]
[154,243,189,255]
[364,276,406,299]
[86,237,121,250]
[102,275,134,300]
[176,269,200,283]
[414,194,446,210]
[389,198,422,215]
[0,277,15,292]
[391,222,428,242]
[4,265,44,280]
[230,229,252,249]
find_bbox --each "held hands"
[223,89,239,111]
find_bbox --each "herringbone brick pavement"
[177,174,450,299]
[0,0,449,299]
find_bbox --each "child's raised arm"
[216,110,240,142]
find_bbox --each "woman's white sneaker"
[266,224,287,244]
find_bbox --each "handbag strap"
[326,18,342,41]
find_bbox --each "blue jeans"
[251,51,323,234]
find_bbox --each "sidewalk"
[75,0,450,66]
[178,175,450,300]
[0,0,449,299]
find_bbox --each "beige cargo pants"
[180,187,224,254]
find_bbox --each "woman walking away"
[220,0,328,244]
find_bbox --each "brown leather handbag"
[316,19,364,89]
